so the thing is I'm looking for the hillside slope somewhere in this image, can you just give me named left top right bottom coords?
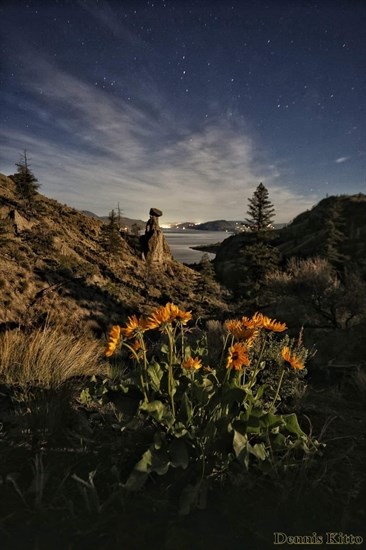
left=214, top=194, right=366, bottom=291
left=0, top=173, right=222, bottom=332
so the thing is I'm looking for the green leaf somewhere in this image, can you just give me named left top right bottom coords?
left=140, top=400, right=175, bottom=429
left=253, top=383, right=268, bottom=401
left=134, top=448, right=153, bottom=473
left=233, top=430, right=248, bottom=459
left=179, top=393, right=193, bottom=425
left=271, top=432, right=287, bottom=448
left=169, top=439, right=189, bottom=470
left=160, top=343, right=169, bottom=355
left=283, top=413, right=306, bottom=437
left=247, top=414, right=261, bottom=434
left=221, top=387, right=246, bottom=406
left=184, top=345, right=191, bottom=358
left=79, top=388, right=91, bottom=404
left=171, top=422, right=188, bottom=438
left=249, top=442, right=267, bottom=461
left=124, top=448, right=153, bottom=491
left=147, top=361, right=163, bottom=392
left=150, top=449, right=170, bottom=476
left=260, top=412, right=285, bottom=430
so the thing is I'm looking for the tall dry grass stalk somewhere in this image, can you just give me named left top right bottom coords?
left=0, top=326, right=110, bottom=388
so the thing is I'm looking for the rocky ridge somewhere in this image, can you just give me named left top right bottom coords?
left=0, top=173, right=225, bottom=333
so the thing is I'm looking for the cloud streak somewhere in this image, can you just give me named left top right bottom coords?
left=1, top=54, right=317, bottom=222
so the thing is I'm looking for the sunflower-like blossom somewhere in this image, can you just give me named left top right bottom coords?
left=242, top=312, right=287, bottom=332
left=146, top=303, right=192, bottom=329
left=225, top=319, right=242, bottom=336
left=176, top=308, right=192, bottom=325
left=182, top=356, right=202, bottom=370
left=241, top=316, right=257, bottom=329
left=226, top=342, right=251, bottom=371
left=281, top=346, right=305, bottom=371
left=225, top=319, right=258, bottom=346
left=120, top=315, right=148, bottom=339
left=105, top=325, right=121, bottom=357
left=146, top=305, right=171, bottom=329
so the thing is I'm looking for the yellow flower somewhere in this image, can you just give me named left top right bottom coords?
left=182, top=356, right=202, bottom=370
left=226, top=342, right=250, bottom=371
left=166, top=303, right=180, bottom=319
left=121, top=315, right=148, bottom=339
left=243, top=312, right=287, bottom=332
left=146, top=305, right=171, bottom=329
left=105, top=325, right=121, bottom=357
left=176, top=308, right=192, bottom=325
left=281, top=346, right=305, bottom=371
left=225, top=319, right=258, bottom=346
left=225, top=319, right=242, bottom=335
left=146, top=303, right=192, bottom=329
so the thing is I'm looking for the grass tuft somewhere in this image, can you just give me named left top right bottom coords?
left=0, top=325, right=110, bottom=388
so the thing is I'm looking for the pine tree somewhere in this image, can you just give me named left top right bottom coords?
left=240, top=241, right=280, bottom=294
left=116, top=202, right=123, bottom=230
left=246, top=183, right=275, bottom=231
left=321, top=201, right=348, bottom=268
left=196, top=253, right=220, bottom=301
left=13, top=151, right=40, bottom=203
left=100, top=209, right=123, bottom=257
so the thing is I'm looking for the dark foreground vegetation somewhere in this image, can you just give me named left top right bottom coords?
left=0, top=308, right=365, bottom=549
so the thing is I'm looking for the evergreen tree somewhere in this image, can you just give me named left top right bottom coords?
left=246, top=183, right=275, bottom=231
left=13, top=151, right=40, bottom=203
left=100, top=209, right=123, bottom=257
left=196, top=253, right=220, bottom=301
left=236, top=240, right=280, bottom=299
left=321, top=201, right=348, bottom=268
left=116, top=202, right=123, bottom=230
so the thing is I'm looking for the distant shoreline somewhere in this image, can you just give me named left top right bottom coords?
left=190, top=243, right=221, bottom=254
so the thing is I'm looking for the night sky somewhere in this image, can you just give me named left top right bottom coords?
left=1, top=0, right=365, bottom=223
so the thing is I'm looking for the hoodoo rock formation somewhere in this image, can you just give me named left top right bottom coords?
left=142, top=207, right=172, bottom=264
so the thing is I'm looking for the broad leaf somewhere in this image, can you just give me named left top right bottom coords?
left=169, top=439, right=189, bottom=470
left=249, top=442, right=267, bottom=461
left=147, top=361, right=163, bottom=392
left=284, top=413, right=306, bottom=437
left=233, top=430, right=248, bottom=459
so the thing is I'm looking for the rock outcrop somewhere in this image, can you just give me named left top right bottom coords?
left=142, top=207, right=172, bottom=264
left=0, top=206, right=35, bottom=234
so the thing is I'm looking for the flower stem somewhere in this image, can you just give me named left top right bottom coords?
left=167, top=327, right=176, bottom=416
left=271, top=366, right=285, bottom=412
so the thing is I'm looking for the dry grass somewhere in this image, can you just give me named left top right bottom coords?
left=0, top=325, right=110, bottom=388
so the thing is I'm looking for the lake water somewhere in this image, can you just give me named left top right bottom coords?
left=163, top=230, right=231, bottom=264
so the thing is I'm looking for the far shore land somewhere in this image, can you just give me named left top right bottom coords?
left=189, top=243, right=222, bottom=254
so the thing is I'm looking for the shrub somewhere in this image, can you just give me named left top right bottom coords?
left=267, top=257, right=366, bottom=328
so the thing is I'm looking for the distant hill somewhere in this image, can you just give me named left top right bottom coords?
left=0, top=173, right=226, bottom=332
left=172, top=220, right=287, bottom=232
left=214, top=194, right=366, bottom=290
left=275, top=194, right=366, bottom=262
left=81, top=210, right=146, bottom=231
left=192, top=220, right=240, bottom=231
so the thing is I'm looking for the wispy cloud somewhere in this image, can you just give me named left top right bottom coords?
left=1, top=54, right=317, bottom=222
left=335, top=156, right=350, bottom=164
